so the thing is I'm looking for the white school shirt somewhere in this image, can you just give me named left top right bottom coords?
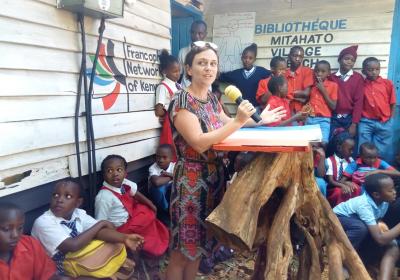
left=155, top=77, right=179, bottom=109
left=326, top=153, right=354, bottom=181
left=335, top=69, right=354, bottom=82
left=148, top=162, right=175, bottom=178
left=31, top=208, right=98, bottom=257
left=178, top=45, right=191, bottom=89
left=94, top=179, right=137, bottom=227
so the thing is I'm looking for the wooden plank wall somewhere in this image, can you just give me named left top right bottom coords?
left=204, top=0, right=395, bottom=77
left=0, top=0, right=171, bottom=197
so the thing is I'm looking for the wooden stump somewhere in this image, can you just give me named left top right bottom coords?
left=205, top=151, right=370, bottom=279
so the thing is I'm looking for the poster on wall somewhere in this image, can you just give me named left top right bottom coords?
left=213, top=12, right=256, bottom=72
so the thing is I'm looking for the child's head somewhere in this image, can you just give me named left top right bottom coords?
left=288, top=46, right=304, bottom=70
left=156, top=144, right=173, bottom=170
left=50, top=179, right=83, bottom=220
left=362, top=57, right=380, bottom=81
left=338, top=45, right=357, bottom=73
left=314, top=60, right=331, bottom=81
left=0, top=203, right=24, bottom=254
left=359, top=142, right=378, bottom=166
left=267, top=76, right=288, bottom=98
left=101, top=155, right=128, bottom=188
left=241, top=43, right=257, bottom=70
left=270, top=56, right=287, bottom=77
left=190, top=20, right=207, bottom=42
left=158, top=49, right=180, bottom=82
left=364, top=173, right=396, bottom=203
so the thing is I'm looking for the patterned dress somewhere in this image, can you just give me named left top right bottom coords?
left=168, top=89, right=226, bottom=260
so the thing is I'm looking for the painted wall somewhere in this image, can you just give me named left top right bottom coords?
left=204, top=0, right=395, bottom=76
left=0, top=0, right=171, bottom=197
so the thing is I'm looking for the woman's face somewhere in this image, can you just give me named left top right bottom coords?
left=187, top=49, right=218, bottom=86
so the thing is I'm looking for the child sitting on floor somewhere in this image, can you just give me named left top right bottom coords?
left=266, top=76, right=307, bottom=126
left=341, top=142, right=400, bottom=194
left=0, top=202, right=61, bottom=280
left=148, top=144, right=175, bottom=226
left=334, top=174, right=400, bottom=280
left=326, top=129, right=356, bottom=207
left=95, top=155, right=169, bottom=257
left=31, top=179, right=143, bottom=276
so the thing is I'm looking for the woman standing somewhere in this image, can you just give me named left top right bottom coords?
left=166, top=42, right=285, bottom=280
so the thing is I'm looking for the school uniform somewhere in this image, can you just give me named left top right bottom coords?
left=328, top=70, right=364, bottom=135
left=155, top=77, right=180, bottom=110
left=306, top=80, right=338, bottom=143
left=219, top=66, right=271, bottom=107
left=358, top=77, right=396, bottom=162
left=178, top=45, right=191, bottom=89
left=266, top=95, right=291, bottom=126
left=333, top=192, right=391, bottom=249
left=286, top=66, right=314, bottom=114
left=0, top=235, right=57, bottom=280
left=255, top=76, right=271, bottom=106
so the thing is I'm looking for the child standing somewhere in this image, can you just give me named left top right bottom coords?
left=359, top=57, right=396, bottom=163
left=334, top=174, right=399, bottom=280
left=285, top=46, right=314, bottom=115
left=95, top=155, right=169, bottom=257
left=266, top=76, right=307, bottom=127
left=0, top=202, right=60, bottom=280
left=32, top=179, right=143, bottom=275
left=326, top=130, right=356, bottom=206
left=148, top=144, right=175, bottom=225
left=255, top=56, right=287, bottom=108
left=219, top=43, right=271, bottom=107
left=305, top=60, right=338, bottom=147
left=329, top=45, right=364, bottom=138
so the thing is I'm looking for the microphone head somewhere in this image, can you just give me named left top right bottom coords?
left=224, top=85, right=242, bottom=102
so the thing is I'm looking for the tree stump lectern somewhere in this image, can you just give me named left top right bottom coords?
left=206, top=150, right=371, bottom=279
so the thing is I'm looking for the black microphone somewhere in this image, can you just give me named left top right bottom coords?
left=224, top=85, right=262, bottom=123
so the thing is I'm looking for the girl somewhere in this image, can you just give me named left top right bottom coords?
left=155, top=50, right=180, bottom=161
left=256, top=56, right=287, bottom=107
left=219, top=43, right=271, bottom=107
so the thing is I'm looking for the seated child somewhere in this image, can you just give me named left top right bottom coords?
left=148, top=144, right=175, bottom=225
left=326, top=129, right=356, bottom=207
left=266, top=76, right=307, bottom=126
left=0, top=202, right=60, bottom=280
left=341, top=142, right=400, bottom=192
left=313, top=145, right=327, bottom=196
left=334, top=174, right=399, bottom=280
left=305, top=60, right=338, bottom=148
left=95, top=155, right=169, bottom=257
left=256, top=56, right=287, bottom=107
left=31, top=179, right=143, bottom=275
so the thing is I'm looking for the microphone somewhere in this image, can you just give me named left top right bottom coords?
left=224, top=85, right=262, bottom=123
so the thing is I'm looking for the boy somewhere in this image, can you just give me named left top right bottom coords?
left=341, top=142, right=400, bottom=191
left=285, top=46, right=314, bottom=115
left=0, top=202, right=61, bottom=280
left=305, top=60, right=338, bottom=147
left=359, top=57, right=396, bottom=163
left=32, top=179, right=143, bottom=274
left=334, top=174, right=399, bottom=280
left=148, top=144, right=175, bottom=225
left=329, top=45, right=364, bottom=138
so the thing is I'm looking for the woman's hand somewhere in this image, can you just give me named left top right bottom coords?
left=260, top=105, right=286, bottom=124
left=234, top=100, right=256, bottom=125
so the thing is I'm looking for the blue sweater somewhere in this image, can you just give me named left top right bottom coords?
left=219, top=66, right=271, bottom=106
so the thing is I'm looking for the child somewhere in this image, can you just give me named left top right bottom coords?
left=359, top=57, right=396, bottom=163
left=31, top=179, right=143, bottom=275
left=329, top=45, right=364, bottom=138
left=285, top=46, right=314, bottom=115
left=305, top=60, right=338, bottom=147
left=95, top=155, right=169, bottom=257
left=313, top=146, right=328, bottom=196
left=212, top=82, right=231, bottom=117
left=334, top=174, right=399, bottom=280
left=148, top=144, right=175, bottom=225
left=255, top=56, right=287, bottom=107
left=266, top=76, right=307, bottom=126
left=326, top=129, right=356, bottom=206
left=155, top=50, right=180, bottom=161
left=219, top=43, right=271, bottom=107
left=0, top=202, right=61, bottom=280
left=341, top=142, right=400, bottom=194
